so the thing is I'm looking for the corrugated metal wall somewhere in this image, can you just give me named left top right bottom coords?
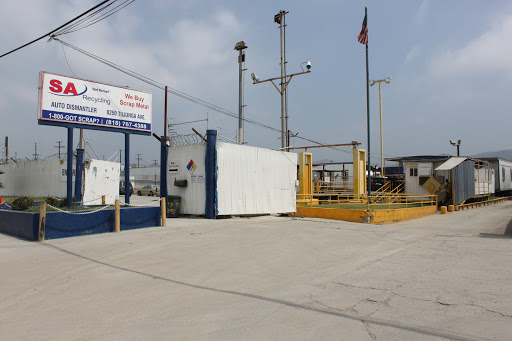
left=0, top=159, right=74, bottom=197
left=216, top=142, right=297, bottom=215
left=452, top=160, right=475, bottom=205
left=0, top=159, right=119, bottom=200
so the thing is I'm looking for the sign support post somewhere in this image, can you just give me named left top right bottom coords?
left=67, top=127, right=73, bottom=209
left=124, top=133, right=130, bottom=204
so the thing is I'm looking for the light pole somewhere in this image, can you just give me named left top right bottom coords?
left=450, top=139, right=461, bottom=156
left=251, top=11, right=311, bottom=150
left=370, top=76, right=391, bottom=176
left=234, top=41, right=247, bottom=145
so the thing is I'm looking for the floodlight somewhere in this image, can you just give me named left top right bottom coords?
left=251, top=73, right=259, bottom=83
left=234, top=41, right=247, bottom=51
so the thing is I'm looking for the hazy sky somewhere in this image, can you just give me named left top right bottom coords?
left=1, top=0, right=511, bottom=165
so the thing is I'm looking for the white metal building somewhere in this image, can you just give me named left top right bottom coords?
left=479, top=158, right=512, bottom=193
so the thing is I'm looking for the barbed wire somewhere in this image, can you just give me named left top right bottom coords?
left=169, top=131, right=205, bottom=146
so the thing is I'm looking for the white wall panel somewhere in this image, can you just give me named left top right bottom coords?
left=167, top=144, right=207, bottom=215
left=498, top=159, right=512, bottom=192
left=0, top=160, right=74, bottom=197
left=216, top=142, right=297, bottom=215
left=0, top=159, right=119, bottom=201
left=82, top=160, right=120, bottom=205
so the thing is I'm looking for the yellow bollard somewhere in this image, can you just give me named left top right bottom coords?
left=440, top=206, right=447, bottom=214
left=102, top=195, right=106, bottom=205
left=161, top=197, right=166, bottom=227
left=454, top=206, right=459, bottom=211
left=115, top=199, right=120, bottom=232
left=38, top=201, right=46, bottom=242
left=448, top=205, right=454, bottom=212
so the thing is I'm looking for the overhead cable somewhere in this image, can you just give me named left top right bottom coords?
left=54, top=0, right=136, bottom=36
left=52, top=38, right=382, bottom=155
left=0, top=0, right=111, bottom=59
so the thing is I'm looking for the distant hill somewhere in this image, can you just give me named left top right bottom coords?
left=472, top=149, right=512, bottom=160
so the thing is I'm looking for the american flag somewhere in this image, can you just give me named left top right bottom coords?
left=358, top=13, right=368, bottom=45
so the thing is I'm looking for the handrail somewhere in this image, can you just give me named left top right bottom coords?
left=297, top=192, right=437, bottom=210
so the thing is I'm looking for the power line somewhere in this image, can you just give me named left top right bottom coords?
left=0, top=0, right=111, bottom=59
left=53, top=0, right=136, bottom=37
left=52, top=38, right=358, bottom=155
left=51, top=1, right=117, bottom=36
left=52, top=38, right=394, bottom=160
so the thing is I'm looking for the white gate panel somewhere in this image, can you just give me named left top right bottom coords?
left=166, top=144, right=207, bottom=215
left=216, top=142, right=297, bottom=215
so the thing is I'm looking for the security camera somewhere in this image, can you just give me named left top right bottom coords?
left=251, top=73, right=259, bottom=83
left=306, top=61, right=311, bottom=70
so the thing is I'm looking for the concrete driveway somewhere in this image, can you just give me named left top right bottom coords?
left=1, top=202, right=511, bottom=340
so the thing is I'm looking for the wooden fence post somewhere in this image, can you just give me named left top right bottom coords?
left=115, top=199, right=120, bottom=232
left=161, top=197, right=166, bottom=226
left=38, top=201, right=46, bottom=242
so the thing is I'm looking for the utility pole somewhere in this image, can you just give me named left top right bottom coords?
left=252, top=11, right=311, bottom=151
left=4, top=136, right=8, bottom=164
left=165, top=86, right=168, bottom=137
left=234, top=41, right=248, bottom=145
left=55, top=141, right=64, bottom=159
left=275, top=10, right=288, bottom=149
left=33, top=143, right=38, bottom=160
left=136, top=153, right=142, bottom=168
left=119, top=149, right=123, bottom=164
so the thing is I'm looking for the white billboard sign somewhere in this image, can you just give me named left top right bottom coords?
left=38, top=71, right=152, bottom=134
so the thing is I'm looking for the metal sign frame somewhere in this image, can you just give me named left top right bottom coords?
left=37, top=71, right=152, bottom=136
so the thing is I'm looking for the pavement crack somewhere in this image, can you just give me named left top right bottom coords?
left=362, top=321, right=377, bottom=340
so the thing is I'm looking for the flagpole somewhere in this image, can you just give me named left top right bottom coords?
left=365, top=6, right=372, bottom=203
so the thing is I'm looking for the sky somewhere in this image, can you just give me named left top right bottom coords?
left=1, top=0, right=511, bottom=166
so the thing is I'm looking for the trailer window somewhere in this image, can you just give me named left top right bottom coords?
left=410, top=168, right=418, bottom=177
left=419, top=176, right=430, bottom=186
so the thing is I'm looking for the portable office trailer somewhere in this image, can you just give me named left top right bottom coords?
left=434, top=157, right=493, bottom=205
left=387, top=156, right=494, bottom=205
left=386, top=156, right=449, bottom=196
left=479, top=158, right=512, bottom=193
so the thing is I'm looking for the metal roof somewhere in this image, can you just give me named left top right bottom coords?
left=386, top=155, right=451, bottom=163
left=435, top=157, right=468, bottom=171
